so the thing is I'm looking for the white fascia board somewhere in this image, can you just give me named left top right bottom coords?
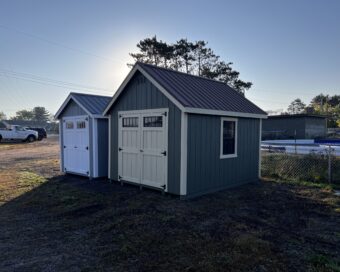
left=103, top=64, right=186, bottom=115
left=92, top=114, right=109, bottom=119
left=137, top=66, right=186, bottom=112
left=54, top=94, right=92, bottom=119
left=103, top=66, right=139, bottom=115
left=184, top=107, right=268, bottom=119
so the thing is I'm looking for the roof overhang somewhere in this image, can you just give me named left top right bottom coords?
left=103, top=63, right=267, bottom=119
left=54, top=93, right=106, bottom=120
left=184, top=108, right=267, bottom=119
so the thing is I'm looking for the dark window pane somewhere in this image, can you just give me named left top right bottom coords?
left=122, top=117, right=138, bottom=127
left=222, top=121, right=235, bottom=155
left=144, top=116, right=162, bottom=127
left=77, top=121, right=86, bottom=129
left=66, top=121, right=74, bottom=129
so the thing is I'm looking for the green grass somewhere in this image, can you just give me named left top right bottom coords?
left=18, top=171, right=46, bottom=188
left=308, top=254, right=340, bottom=272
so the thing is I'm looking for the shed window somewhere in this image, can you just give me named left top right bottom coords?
left=66, top=121, right=74, bottom=129
left=122, top=117, right=138, bottom=127
left=220, top=118, right=238, bottom=158
left=144, top=116, right=162, bottom=127
left=77, top=121, right=86, bottom=129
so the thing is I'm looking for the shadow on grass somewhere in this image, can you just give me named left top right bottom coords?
left=0, top=175, right=339, bottom=272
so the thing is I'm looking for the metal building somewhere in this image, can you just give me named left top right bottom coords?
left=104, top=62, right=267, bottom=198
left=262, top=114, right=327, bottom=140
left=55, top=92, right=111, bottom=178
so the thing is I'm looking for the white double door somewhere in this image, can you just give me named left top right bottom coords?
left=118, top=109, right=168, bottom=190
left=63, top=116, right=90, bottom=175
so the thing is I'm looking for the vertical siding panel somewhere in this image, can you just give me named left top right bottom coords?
left=109, top=72, right=181, bottom=195
left=61, top=100, right=87, bottom=116
left=187, top=114, right=260, bottom=196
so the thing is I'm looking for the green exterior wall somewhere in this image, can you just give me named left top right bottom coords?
left=186, top=114, right=260, bottom=197
left=107, top=72, right=182, bottom=195
left=60, top=100, right=86, bottom=117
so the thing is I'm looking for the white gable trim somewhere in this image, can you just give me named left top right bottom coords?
left=54, top=94, right=92, bottom=119
left=103, top=64, right=186, bottom=115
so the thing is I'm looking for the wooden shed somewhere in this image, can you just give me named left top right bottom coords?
left=104, top=63, right=267, bottom=198
left=55, top=92, right=111, bottom=179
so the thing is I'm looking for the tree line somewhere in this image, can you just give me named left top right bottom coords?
left=0, top=106, right=51, bottom=122
left=129, top=36, right=252, bottom=94
left=286, top=94, right=340, bottom=127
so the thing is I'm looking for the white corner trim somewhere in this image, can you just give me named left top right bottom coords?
left=59, top=121, right=64, bottom=172
left=108, top=114, right=112, bottom=179
left=185, top=107, right=267, bottom=119
left=92, top=118, right=98, bottom=178
left=258, top=119, right=262, bottom=179
left=220, top=117, right=238, bottom=159
left=180, top=112, right=188, bottom=196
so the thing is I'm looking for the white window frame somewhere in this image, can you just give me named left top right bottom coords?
left=220, top=117, right=238, bottom=159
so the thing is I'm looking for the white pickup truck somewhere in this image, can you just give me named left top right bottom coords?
left=0, top=125, right=38, bottom=142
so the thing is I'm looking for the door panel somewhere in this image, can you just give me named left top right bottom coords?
left=118, top=110, right=168, bottom=190
left=118, top=115, right=141, bottom=183
left=63, top=117, right=89, bottom=175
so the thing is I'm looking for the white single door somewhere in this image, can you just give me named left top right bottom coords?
left=63, top=116, right=90, bottom=175
left=118, top=109, right=168, bottom=190
left=118, top=114, right=141, bottom=183
left=140, top=113, right=167, bottom=189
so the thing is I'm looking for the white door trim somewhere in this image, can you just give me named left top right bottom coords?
left=118, top=108, right=169, bottom=191
left=62, top=115, right=90, bottom=176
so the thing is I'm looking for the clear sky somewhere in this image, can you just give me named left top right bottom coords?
left=0, top=0, right=339, bottom=117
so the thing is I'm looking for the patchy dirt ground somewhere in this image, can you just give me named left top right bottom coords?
left=0, top=136, right=339, bottom=271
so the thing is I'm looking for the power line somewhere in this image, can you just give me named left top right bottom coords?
left=0, top=69, right=113, bottom=94
left=0, top=24, right=125, bottom=65
left=0, top=68, right=112, bottom=92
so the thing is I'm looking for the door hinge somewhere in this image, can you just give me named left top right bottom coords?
left=85, top=117, right=89, bottom=121
left=161, top=151, right=167, bottom=156
left=119, top=147, right=123, bottom=151
left=86, top=171, right=89, bottom=176
left=163, top=112, right=167, bottom=116
left=86, top=146, right=89, bottom=150
left=161, top=184, right=166, bottom=190
left=118, top=175, right=122, bottom=180
left=119, top=114, right=122, bottom=118
left=64, top=168, right=67, bottom=171
left=63, top=145, right=66, bottom=148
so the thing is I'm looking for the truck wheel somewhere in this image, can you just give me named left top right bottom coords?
left=26, top=135, right=36, bottom=143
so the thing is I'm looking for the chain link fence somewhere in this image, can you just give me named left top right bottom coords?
left=261, top=145, right=340, bottom=184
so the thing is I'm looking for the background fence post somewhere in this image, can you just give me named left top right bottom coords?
left=328, top=145, right=332, bottom=183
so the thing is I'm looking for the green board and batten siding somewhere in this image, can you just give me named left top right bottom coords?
left=108, top=72, right=182, bottom=195
left=186, top=114, right=260, bottom=197
left=61, top=100, right=87, bottom=117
